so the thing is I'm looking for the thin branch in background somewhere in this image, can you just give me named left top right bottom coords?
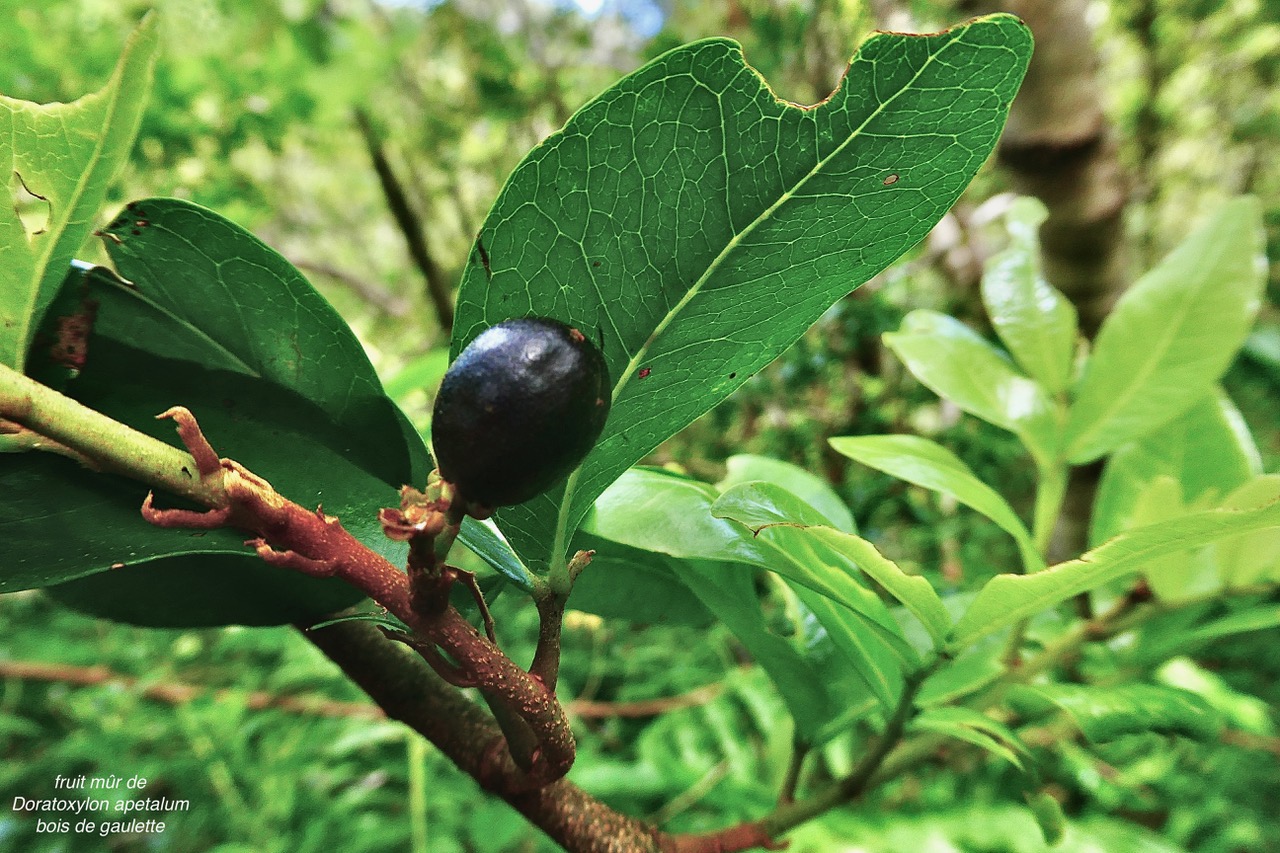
left=778, top=740, right=809, bottom=805
left=569, top=684, right=722, bottom=720
left=354, top=108, right=454, bottom=333
left=0, top=656, right=722, bottom=723
left=648, top=761, right=732, bottom=828
left=0, top=659, right=383, bottom=720
left=289, top=257, right=410, bottom=318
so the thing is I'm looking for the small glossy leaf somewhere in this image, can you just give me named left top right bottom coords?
left=830, top=434, right=1041, bottom=571
left=714, top=482, right=942, bottom=651
left=581, top=467, right=772, bottom=565
left=1010, top=683, right=1221, bottom=743
left=981, top=196, right=1077, bottom=394
left=451, top=18, right=1032, bottom=573
left=586, top=469, right=915, bottom=699
left=1091, top=391, right=1260, bottom=545
left=911, top=707, right=1028, bottom=769
left=459, top=517, right=533, bottom=591
left=1064, top=197, right=1266, bottom=463
left=0, top=15, right=157, bottom=370
left=792, top=586, right=902, bottom=711
left=883, top=310, right=1059, bottom=462
left=718, top=453, right=854, bottom=533
left=949, top=499, right=1280, bottom=650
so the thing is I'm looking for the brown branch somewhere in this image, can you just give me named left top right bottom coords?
left=569, top=684, right=723, bottom=719
left=145, top=408, right=574, bottom=789
left=353, top=108, right=454, bottom=332
left=304, top=619, right=671, bottom=853
left=1, top=655, right=724, bottom=725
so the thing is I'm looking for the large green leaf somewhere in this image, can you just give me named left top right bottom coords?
left=450, top=18, right=1032, bottom=572
left=1064, top=197, right=1266, bottom=463
left=12, top=343, right=399, bottom=626
left=949, top=499, right=1280, bottom=650
left=883, top=310, right=1060, bottom=462
left=0, top=15, right=157, bottom=370
left=1010, top=683, right=1220, bottom=743
left=2, top=204, right=431, bottom=625
left=1090, top=391, right=1260, bottom=545
left=94, top=198, right=409, bottom=449
left=980, top=196, right=1077, bottom=395
left=830, top=434, right=1042, bottom=571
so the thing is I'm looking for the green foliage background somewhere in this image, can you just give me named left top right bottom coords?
left=2, top=1, right=1280, bottom=852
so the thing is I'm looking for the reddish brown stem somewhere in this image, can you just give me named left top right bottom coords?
left=145, top=408, right=575, bottom=788
left=304, top=619, right=670, bottom=852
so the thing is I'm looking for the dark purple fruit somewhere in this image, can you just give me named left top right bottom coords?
left=431, top=317, right=610, bottom=508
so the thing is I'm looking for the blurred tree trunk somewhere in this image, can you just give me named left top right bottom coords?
left=959, top=0, right=1131, bottom=337
left=955, top=0, right=1133, bottom=567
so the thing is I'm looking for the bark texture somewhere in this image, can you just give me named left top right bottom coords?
left=957, top=0, right=1134, bottom=563
left=961, top=0, right=1131, bottom=340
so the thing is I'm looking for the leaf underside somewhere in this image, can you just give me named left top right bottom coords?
left=451, top=16, right=1032, bottom=573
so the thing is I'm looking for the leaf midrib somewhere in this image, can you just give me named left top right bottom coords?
left=549, top=30, right=968, bottom=570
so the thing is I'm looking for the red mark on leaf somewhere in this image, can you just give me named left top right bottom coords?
left=638, top=367, right=651, bottom=379
left=50, top=299, right=99, bottom=371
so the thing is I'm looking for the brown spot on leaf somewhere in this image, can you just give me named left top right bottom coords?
left=883, top=173, right=900, bottom=186
left=475, top=232, right=492, bottom=280
left=49, top=299, right=98, bottom=371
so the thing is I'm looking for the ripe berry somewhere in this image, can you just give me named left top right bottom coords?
left=431, top=318, right=610, bottom=508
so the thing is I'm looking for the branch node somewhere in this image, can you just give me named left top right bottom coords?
left=141, top=491, right=231, bottom=529
left=156, top=406, right=220, bottom=477
left=246, top=537, right=338, bottom=577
